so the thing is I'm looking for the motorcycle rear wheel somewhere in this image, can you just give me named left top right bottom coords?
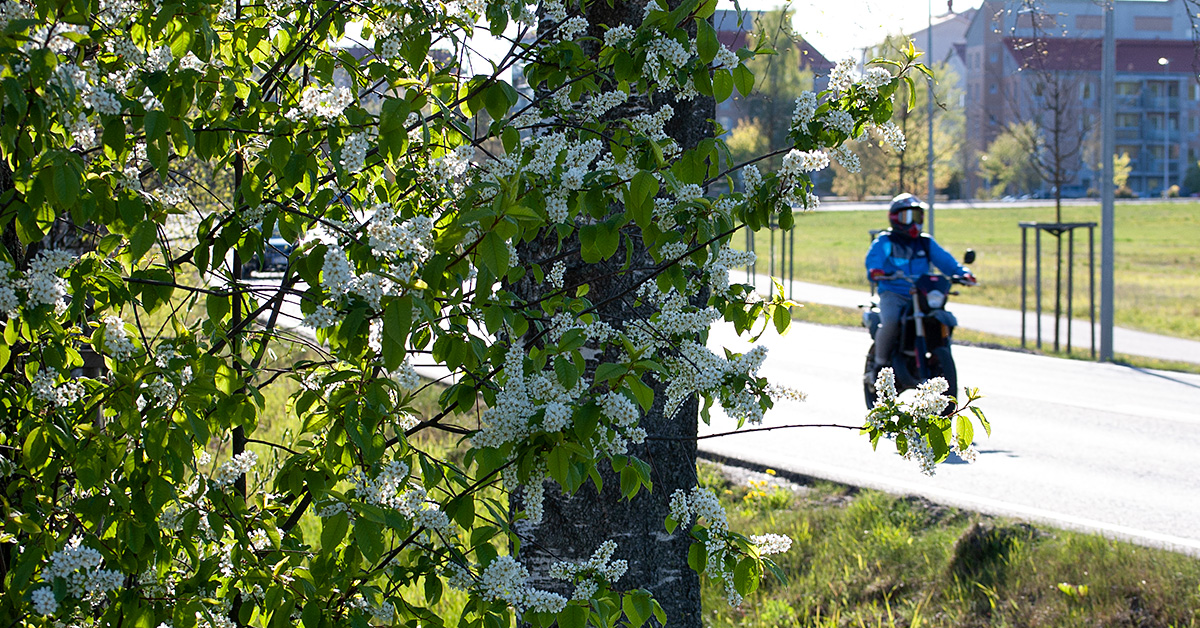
left=863, top=347, right=877, bottom=410
left=928, top=346, right=958, bottom=413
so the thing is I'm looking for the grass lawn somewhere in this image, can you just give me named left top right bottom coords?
left=741, top=202, right=1200, bottom=341
left=700, top=460, right=1200, bottom=628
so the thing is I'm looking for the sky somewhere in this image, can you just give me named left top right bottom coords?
left=726, top=0, right=985, bottom=61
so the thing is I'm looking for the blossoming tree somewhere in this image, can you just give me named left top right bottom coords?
left=0, top=0, right=988, bottom=626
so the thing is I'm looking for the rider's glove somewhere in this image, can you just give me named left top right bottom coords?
left=962, top=272, right=977, bottom=286
left=869, top=268, right=886, bottom=282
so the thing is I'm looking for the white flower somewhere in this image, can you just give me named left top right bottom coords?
left=870, top=121, right=906, bottom=152
left=211, top=451, right=257, bottom=488
left=31, top=586, right=56, bottom=615
left=340, top=132, right=369, bottom=173
left=102, top=315, right=137, bottom=361
left=832, top=144, right=861, bottom=173
left=823, top=109, right=854, bottom=135
left=750, top=533, right=792, bottom=555
left=289, top=85, right=353, bottom=122
left=828, top=57, right=857, bottom=94
left=791, top=91, right=818, bottom=128
left=781, top=149, right=829, bottom=176
left=603, top=24, right=634, bottom=47
left=859, top=66, right=893, bottom=97
left=713, top=45, right=739, bottom=70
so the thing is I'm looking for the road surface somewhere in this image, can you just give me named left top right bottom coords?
left=701, top=321, right=1200, bottom=556
left=246, top=275, right=1200, bottom=555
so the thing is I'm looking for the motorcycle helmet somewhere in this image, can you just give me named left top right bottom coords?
left=889, top=193, right=926, bottom=239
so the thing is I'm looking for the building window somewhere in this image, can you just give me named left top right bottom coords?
left=989, top=83, right=998, bottom=95
left=1082, top=83, right=1091, bottom=99
left=1116, top=113, right=1139, bottom=128
left=1134, top=16, right=1172, bottom=31
left=1115, top=82, right=1139, bottom=96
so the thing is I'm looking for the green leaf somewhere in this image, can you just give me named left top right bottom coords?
left=955, top=414, right=974, bottom=452
left=554, top=356, right=579, bottom=390
left=144, top=111, right=169, bottom=141
left=687, top=541, right=707, bottom=573
left=733, top=64, right=754, bottom=97
left=320, top=512, right=350, bottom=552
left=558, top=605, right=587, bottom=628
left=970, top=405, right=991, bottom=437
left=478, top=231, right=510, bottom=277
left=773, top=304, right=791, bottom=336
left=696, top=20, right=718, bottom=64
left=733, top=556, right=760, bottom=595
left=713, top=68, right=733, bottom=103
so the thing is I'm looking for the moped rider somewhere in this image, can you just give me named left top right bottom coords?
left=865, top=193, right=976, bottom=381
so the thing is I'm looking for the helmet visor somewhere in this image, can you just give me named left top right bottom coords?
left=893, top=208, right=923, bottom=225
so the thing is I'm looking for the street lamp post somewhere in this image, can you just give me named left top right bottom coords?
left=1159, top=56, right=1170, bottom=197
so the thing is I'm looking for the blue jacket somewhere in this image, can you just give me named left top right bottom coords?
left=865, top=231, right=969, bottom=296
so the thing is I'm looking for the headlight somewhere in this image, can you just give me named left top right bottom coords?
left=926, top=290, right=946, bottom=309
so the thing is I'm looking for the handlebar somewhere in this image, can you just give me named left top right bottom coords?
left=871, top=272, right=976, bottom=286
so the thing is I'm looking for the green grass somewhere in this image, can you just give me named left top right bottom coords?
left=699, top=461, right=1200, bottom=628
left=744, top=202, right=1200, bottom=341
left=788, top=300, right=1200, bottom=375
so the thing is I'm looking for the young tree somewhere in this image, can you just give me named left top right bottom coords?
left=980, top=122, right=1042, bottom=198
left=0, top=1, right=987, bottom=627
left=739, top=8, right=815, bottom=163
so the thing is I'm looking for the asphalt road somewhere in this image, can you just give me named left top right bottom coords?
left=248, top=276, right=1200, bottom=555
left=701, top=321, right=1200, bottom=556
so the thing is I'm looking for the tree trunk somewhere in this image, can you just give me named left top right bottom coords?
left=512, top=3, right=714, bottom=627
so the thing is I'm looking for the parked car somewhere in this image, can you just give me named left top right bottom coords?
left=241, top=235, right=294, bottom=276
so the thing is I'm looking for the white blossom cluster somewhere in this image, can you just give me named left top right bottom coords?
left=350, top=462, right=452, bottom=532
left=0, top=259, right=17, bottom=316
left=750, top=533, right=792, bottom=555
left=156, top=183, right=188, bottom=206
left=832, top=144, right=862, bottom=173
left=642, top=35, right=692, bottom=82
left=780, top=149, right=829, bottom=177
left=659, top=343, right=768, bottom=424
left=868, top=369, right=967, bottom=475
left=340, top=132, right=369, bottom=173
left=21, top=248, right=74, bottom=309
left=31, top=369, right=84, bottom=408
left=288, top=85, right=353, bottom=122
left=366, top=204, right=434, bottom=267
left=556, top=15, right=588, bottom=42
left=102, top=316, right=136, bottom=361
left=548, top=540, right=628, bottom=601
left=347, top=596, right=396, bottom=622
left=31, top=585, right=56, bottom=615
left=823, top=109, right=854, bottom=135
left=211, top=451, right=257, bottom=488
left=0, top=0, right=33, bottom=31
left=473, top=344, right=589, bottom=449
left=870, top=120, right=906, bottom=152
left=629, top=104, right=674, bottom=142
left=51, top=62, right=122, bottom=115
left=713, top=44, right=739, bottom=70
left=603, top=24, right=635, bottom=47
left=790, top=91, right=817, bottom=129
left=859, top=66, right=894, bottom=97
left=586, top=89, right=628, bottom=120
left=705, top=245, right=756, bottom=298
left=390, top=358, right=421, bottom=391
left=742, top=164, right=763, bottom=194
left=667, top=487, right=747, bottom=605
left=39, top=536, right=124, bottom=606
left=827, top=57, right=857, bottom=94
left=479, top=556, right=568, bottom=613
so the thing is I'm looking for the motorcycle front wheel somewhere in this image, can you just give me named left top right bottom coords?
left=928, top=346, right=958, bottom=413
left=863, top=347, right=877, bottom=410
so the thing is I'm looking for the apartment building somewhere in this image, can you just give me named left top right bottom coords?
left=962, top=0, right=1200, bottom=197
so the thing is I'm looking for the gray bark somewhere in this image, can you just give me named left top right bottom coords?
left=512, top=2, right=715, bottom=627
